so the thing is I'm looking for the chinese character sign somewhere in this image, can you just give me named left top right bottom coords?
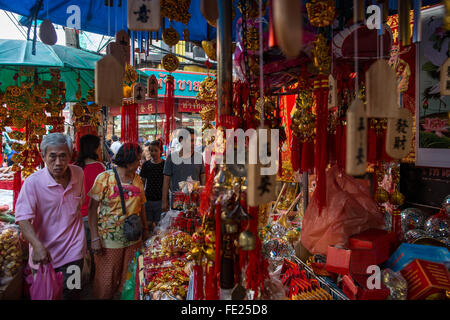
left=386, top=108, right=413, bottom=159
left=128, top=0, right=160, bottom=31
left=346, top=99, right=367, bottom=176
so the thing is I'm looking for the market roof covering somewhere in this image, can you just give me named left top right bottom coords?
left=0, top=39, right=147, bottom=102
left=0, top=0, right=443, bottom=41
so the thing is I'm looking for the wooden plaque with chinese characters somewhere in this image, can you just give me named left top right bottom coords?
left=346, top=99, right=367, bottom=176
left=147, top=74, right=158, bottom=98
left=95, top=55, right=124, bottom=107
left=328, top=74, right=337, bottom=109
left=386, top=107, right=413, bottom=159
left=133, top=83, right=146, bottom=103
left=440, top=57, right=450, bottom=96
left=366, top=59, right=398, bottom=118
left=247, top=129, right=277, bottom=206
left=128, top=0, right=160, bottom=31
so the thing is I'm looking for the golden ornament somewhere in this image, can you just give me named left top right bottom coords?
left=374, top=187, right=389, bottom=204
left=306, top=0, right=336, bottom=27
left=124, top=64, right=138, bottom=84
left=162, top=27, right=180, bottom=47
left=204, top=246, right=215, bottom=261
left=161, top=0, right=191, bottom=24
left=390, top=190, right=405, bottom=206
left=73, top=103, right=84, bottom=117
left=202, top=40, right=217, bottom=61
left=162, top=54, right=179, bottom=72
left=291, top=89, right=316, bottom=142
left=312, top=33, right=331, bottom=74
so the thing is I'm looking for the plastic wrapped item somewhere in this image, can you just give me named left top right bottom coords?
left=382, top=268, right=408, bottom=300
left=261, top=264, right=287, bottom=300
left=26, top=263, right=63, bottom=300
left=0, top=224, right=22, bottom=281
left=301, top=165, right=385, bottom=255
left=154, top=210, right=182, bottom=235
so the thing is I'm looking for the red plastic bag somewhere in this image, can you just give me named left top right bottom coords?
left=301, top=165, right=385, bottom=255
left=26, top=263, right=64, bottom=300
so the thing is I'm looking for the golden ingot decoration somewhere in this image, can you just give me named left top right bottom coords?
left=162, top=54, right=179, bottom=72
left=162, top=27, right=180, bottom=47
left=306, top=0, right=336, bottom=27
left=291, top=89, right=316, bottom=142
left=202, top=40, right=217, bottom=61
left=312, top=34, right=331, bottom=74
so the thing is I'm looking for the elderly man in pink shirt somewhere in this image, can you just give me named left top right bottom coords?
left=15, top=133, right=86, bottom=300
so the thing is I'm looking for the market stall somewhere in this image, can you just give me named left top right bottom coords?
left=0, top=0, right=449, bottom=302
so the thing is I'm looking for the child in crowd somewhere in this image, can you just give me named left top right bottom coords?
left=140, top=140, right=165, bottom=231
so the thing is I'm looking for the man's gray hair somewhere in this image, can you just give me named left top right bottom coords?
left=40, top=133, right=73, bottom=158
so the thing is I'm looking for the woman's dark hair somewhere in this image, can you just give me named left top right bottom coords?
left=74, top=134, right=100, bottom=168
left=113, top=143, right=142, bottom=168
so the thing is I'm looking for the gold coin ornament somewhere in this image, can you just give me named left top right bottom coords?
left=162, top=54, right=179, bottom=72
left=162, top=27, right=180, bottom=47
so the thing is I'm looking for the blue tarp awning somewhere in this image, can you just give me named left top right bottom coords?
left=0, top=0, right=242, bottom=41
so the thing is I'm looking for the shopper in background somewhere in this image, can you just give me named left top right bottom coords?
left=110, top=135, right=122, bottom=155
left=74, top=134, right=106, bottom=283
left=15, top=133, right=86, bottom=300
left=88, top=143, right=149, bottom=299
left=162, top=128, right=205, bottom=212
left=140, top=140, right=164, bottom=231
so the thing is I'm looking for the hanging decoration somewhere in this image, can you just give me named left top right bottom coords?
left=197, top=76, right=217, bottom=132
left=160, top=0, right=191, bottom=24
left=162, top=53, right=179, bottom=72
left=306, top=0, right=336, bottom=27
left=163, top=75, right=175, bottom=150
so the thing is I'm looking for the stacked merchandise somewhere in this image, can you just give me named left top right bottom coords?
left=140, top=179, right=202, bottom=300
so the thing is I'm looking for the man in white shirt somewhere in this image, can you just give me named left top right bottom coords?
left=110, top=135, right=122, bottom=155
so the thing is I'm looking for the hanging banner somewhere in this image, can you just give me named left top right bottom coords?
left=139, top=68, right=213, bottom=98
left=387, top=10, right=417, bottom=164
left=416, top=5, right=450, bottom=168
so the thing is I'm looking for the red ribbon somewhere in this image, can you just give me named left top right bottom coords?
left=163, top=76, right=175, bottom=153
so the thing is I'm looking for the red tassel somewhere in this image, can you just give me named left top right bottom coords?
left=245, top=206, right=268, bottom=297
left=120, top=103, right=139, bottom=145
left=213, top=202, right=222, bottom=294
left=313, top=78, right=328, bottom=213
left=12, top=170, right=22, bottom=213
left=193, top=264, right=204, bottom=300
left=291, top=137, right=301, bottom=172
left=268, top=0, right=277, bottom=47
left=301, top=141, right=314, bottom=172
left=200, top=166, right=216, bottom=216
left=163, top=76, right=175, bottom=153
left=204, top=262, right=218, bottom=300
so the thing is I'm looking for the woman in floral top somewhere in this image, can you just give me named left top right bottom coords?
left=88, top=143, right=149, bottom=299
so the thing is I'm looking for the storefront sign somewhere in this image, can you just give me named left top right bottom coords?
left=139, top=68, right=212, bottom=98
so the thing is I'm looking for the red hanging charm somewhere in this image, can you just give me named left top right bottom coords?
left=313, top=77, right=329, bottom=213
left=120, top=103, right=139, bottom=145
left=192, top=264, right=204, bottom=300
left=12, top=170, right=22, bottom=212
left=163, top=75, right=175, bottom=154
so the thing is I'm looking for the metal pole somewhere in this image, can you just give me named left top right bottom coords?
left=217, top=0, right=233, bottom=117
